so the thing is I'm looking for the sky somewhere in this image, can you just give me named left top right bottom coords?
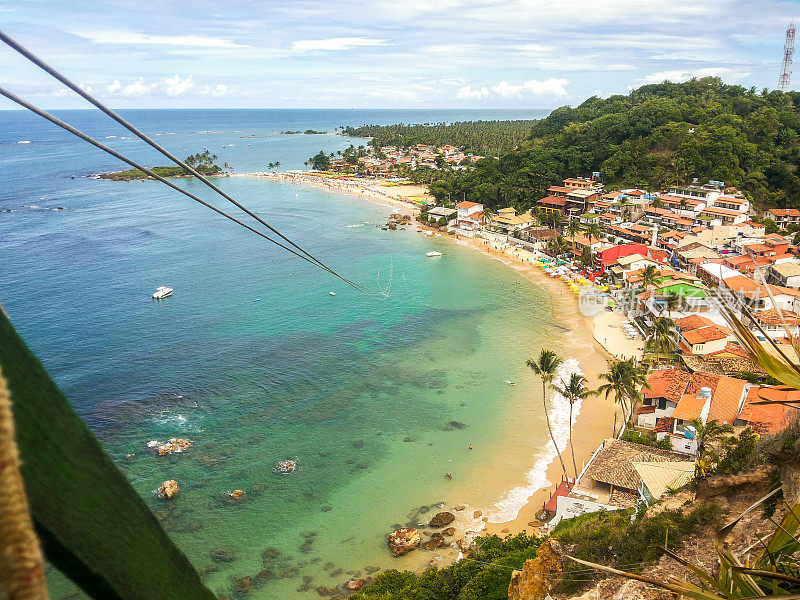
left=0, top=0, right=799, bottom=110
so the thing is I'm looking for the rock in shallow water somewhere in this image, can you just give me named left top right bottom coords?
left=429, top=511, right=455, bottom=527
left=158, top=479, right=179, bottom=499
left=387, top=528, right=420, bottom=556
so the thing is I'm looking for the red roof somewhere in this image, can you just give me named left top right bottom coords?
left=738, top=387, right=796, bottom=434
left=599, top=243, right=649, bottom=266
left=768, top=208, right=800, bottom=217
left=643, top=369, right=691, bottom=405
left=673, top=372, right=747, bottom=424
left=538, top=195, right=566, bottom=207
left=456, top=201, right=482, bottom=209
left=544, top=479, right=572, bottom=512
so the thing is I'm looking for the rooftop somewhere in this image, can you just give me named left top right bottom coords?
left=585, top=438, right=687, bottom=491
left=632, top=461, right=695, bottom=500
left=643, top=369, right=691, bottom=405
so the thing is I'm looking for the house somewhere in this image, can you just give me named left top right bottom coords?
left=537, top=195, right=566, bottom=214
left=768, top=261, right=800, bottom=289
left=493, top=207, right=534, bottom=232
left=664, top=372, right=749, bottom=454
left=712, top=195, right=750, bottom=213
left=582, top=438, right=687, bottom=504
left=766, top=208, right=800, bottom=229
left=736, top=386, right=798, bottom=433
left=674, top=314, right=734, bottom=355
left=637, top=369, right=692, bottom=429
left=453, top=201, right=484, bottom=237
left=514, top=227, right=560, bottom=250
left=633, top=461, right=695, bottom=506
left=698, top=206, right=748, bottom=226
left=426, top=207, right=457, bottom=222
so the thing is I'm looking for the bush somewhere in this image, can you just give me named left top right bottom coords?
left=620, top=428, right=672, bottom=450
left=715, top=428, right=760, bottom=475
left=552, top=503, right=721, bottom=594
left=351, top=533, right=541, bottom=600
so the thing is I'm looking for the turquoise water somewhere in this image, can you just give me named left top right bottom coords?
left=0, top=109, right=566, bottom=599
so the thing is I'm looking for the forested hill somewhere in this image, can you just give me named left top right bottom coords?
left=377, top=78, right=800, bottom=212
left=341, top=120, right=537, bottom=154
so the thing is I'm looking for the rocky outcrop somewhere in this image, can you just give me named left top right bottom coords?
left=696, top=465, right=775, bottom=500
left=423, top=535, right=444, bottom=550
left=429, top=511, right=455, bottom=527
left=508, top=539, right=564, bottom=600
left=158, top=479, right=179, bottom=499
left=346, top=579, right=366, bottom=590
left=228, top=489, right=245, bottom=501
left=387, top=528, right=420, bottom=556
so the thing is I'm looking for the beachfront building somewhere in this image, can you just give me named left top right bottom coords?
left=492, top=207, right=535, bottom=233
left=452, top=201, right=485, bottom=237
left=634, top=461, right=695, bottom=507
left=537, top=177, right=603, bottom=218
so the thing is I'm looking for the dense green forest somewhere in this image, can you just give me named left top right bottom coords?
left=341, top=120, right=537, bottom=154
left=360, top=79, right=800, bottom=212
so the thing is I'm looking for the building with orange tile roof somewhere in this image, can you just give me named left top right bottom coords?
left=736, top=386, right=798, bottom=434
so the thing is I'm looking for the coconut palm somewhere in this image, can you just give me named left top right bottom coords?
left=663, top=290, right=681, bottom=316
left=550, top=373, right=594, bottom=479
left=527, top=350, right=569, bottom=485
left=649, top=316, right=678, bottom=365
left=480, top=207, right=494, bottom=228
left=595, top=358, right=648, bottom=427
left=641, top=264, right=658, bottom=291
left=688, top=418, right=733, bottom=463
left=566, top=218, right=581, bottom=247
left=586, top=222, right=602, bottom=248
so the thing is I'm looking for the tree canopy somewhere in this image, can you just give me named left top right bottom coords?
left=365, top=78, right=800, bottom=212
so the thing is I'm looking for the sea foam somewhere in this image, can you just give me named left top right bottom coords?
left=487, top=358, right=584, bottom=522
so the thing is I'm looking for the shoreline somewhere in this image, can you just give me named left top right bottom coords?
left=238, top=171, right=630, bottom=539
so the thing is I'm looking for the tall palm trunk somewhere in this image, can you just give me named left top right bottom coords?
left=542, top=380, right=570, bottom=487
left=568, top=400, right=578, bottom=480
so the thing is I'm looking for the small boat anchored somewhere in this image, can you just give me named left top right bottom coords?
left=329, top=291, right=336, bottom=296
left=152, top=286, right=173, bottom=299
left=426, top=251, right=443, bottom=257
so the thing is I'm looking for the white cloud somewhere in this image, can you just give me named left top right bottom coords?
left=291, top=37, right=387, bottom=51
left=164, top=74, right=194, bottom=96
left=642, top=67, right=748, bottom=83
left=80, top=31, right=247, bottom=48
left=457, top=84, right=490, bottom=99
left=106, top=76, right=227, bottom=98
left=200, top=84, right=230, bottom=98
left=456, top=78, right=569, bottom=100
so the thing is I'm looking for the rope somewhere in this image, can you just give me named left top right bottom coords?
left=0, top=29, right=373, bottom=297
left=0, top=367, right=49, bottom=600
left=0, top=87, right=373, bottom=297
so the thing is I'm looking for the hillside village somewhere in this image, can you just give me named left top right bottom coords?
left=401, top=169, right=800, bottom=533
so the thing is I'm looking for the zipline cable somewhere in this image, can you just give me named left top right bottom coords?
left=0, top=29, right=362, bottom=288
left=0, top=87, right=373, bottom=295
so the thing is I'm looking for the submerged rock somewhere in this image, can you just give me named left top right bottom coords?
left=262, top=547, right=280, bottom=562
left=429, top=512, right=455, bottom=528
left=443, top=527, right=456, bottom=536
left=423, top=536, right=444, bottom=550
left=233, top=575, right=253, bottom=596
left=387, top=528, right=420, bottom=556
left=211, top=547, right=236, bottom=563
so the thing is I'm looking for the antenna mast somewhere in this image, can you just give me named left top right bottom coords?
left=780, top=22, right=796, bottom=91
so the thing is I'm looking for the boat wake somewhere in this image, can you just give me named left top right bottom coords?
left=486, top=358, right=584, bottom=522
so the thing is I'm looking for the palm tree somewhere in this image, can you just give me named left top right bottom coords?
left=596, top=358, right=648, bottom=427
left=688, top=418, right=733, bottom=479
left=663, top=291, right=681, bottom=316
left=649, top=316, right=678, bottom=365
left=586, top=222, right=602, bottom=248
left=527, top=350, right=569, bottom=485
left=566, top=218, right=581, bottom=249
left=480, top=207, right=494, bottom=229
left=550, top=373, right=594, bottom=479
left=641, top=264, right=658, bottom=291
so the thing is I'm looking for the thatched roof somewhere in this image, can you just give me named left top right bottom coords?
left=585, top=439, right=686, bottom=492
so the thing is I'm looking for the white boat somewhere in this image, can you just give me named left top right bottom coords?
left=329, top=291, right=336, bottom=296
left=152, top=286, right=173, bottom=299
left=426, top=251, right=443, bottom=257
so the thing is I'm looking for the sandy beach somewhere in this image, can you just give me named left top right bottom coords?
left=242, top=170, right=637, bottom=538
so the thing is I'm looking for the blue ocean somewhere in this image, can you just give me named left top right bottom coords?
left=0, top=108, right=574, bottom=599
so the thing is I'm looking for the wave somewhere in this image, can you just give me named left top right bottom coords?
left=346, top=222, right=370, bottom=228
left=487, top=358, right=584, bottom=522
